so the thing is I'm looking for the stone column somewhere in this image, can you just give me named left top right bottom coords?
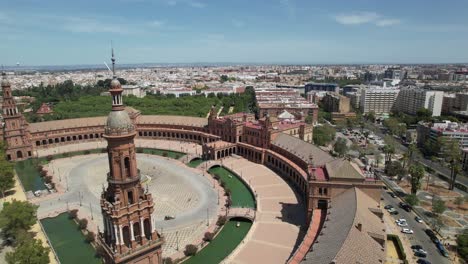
left=150, top=215, right=155, bottom=232
left=140, top=218, right=145, bottom=237
left=130, top=221, right=135, bottom=241
left=114, top=225, right=120, bottom=245
left=119, top=225, right=124, bottom=246
left=109, top=220, right=115, bottom=241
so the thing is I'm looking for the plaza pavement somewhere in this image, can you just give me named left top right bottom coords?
left=32, top=139, right=306, bottom=263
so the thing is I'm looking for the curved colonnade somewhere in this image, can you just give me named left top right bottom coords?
left=29, top=114, right=315, bottom=263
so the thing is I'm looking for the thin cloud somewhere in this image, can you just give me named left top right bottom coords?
left=333, top=12, right=401, bottom=27
left=333, top=12, right=379, bottom=25
left=376, top=19, right=401, bottom=27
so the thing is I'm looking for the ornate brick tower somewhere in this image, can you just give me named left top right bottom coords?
left=98, top=50, right=163, bottom=264
left=1, top=72, right=33, bottom=161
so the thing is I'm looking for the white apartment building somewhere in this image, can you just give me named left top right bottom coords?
left=394, top=88, right=444, bottom=116
left=359, top=87, right=399, bottom=114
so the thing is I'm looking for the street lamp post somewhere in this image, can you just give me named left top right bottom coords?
left=176, top=231, right=179, bottom=251
left=206, top=208, right=209, bottom=226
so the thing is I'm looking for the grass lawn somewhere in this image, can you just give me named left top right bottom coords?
left=183, top=220, right=252, bottom=264
left=139, top=148, right=185, bottom=159
left=188, top=158, right=204, bottom=168
left=208, top=166, right=255, bottom=208
left=41, top=213, right=101, bottom=264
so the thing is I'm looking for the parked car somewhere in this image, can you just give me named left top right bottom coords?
left=401, top=228, right=414, bottom=234
left=415, top=216, right=423, bottom=223
left=425, top=229, right=436, bottom=238
left=416, top=259, right=431, bottom=264
left=397, top=221, right=408, bottom=227
left=402, top=204, right=412, bottom=212
left=414, top=251, right=427, bottom=258
left=390, top=210, right=399, bottom=215
left=411, top=245, right=423, bottom=250
left=435, top=241, right=449, bottom=257
left=384, top=205, right=393, bottom=209
left=414, top=249, right=428, bottom=255
left=389, top=192, right=397, bottom=198
left=164, top=215, right=175, bottom=220
left=396, top=218, right=406, bottom=223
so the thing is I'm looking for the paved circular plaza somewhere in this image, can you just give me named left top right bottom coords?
left=38, top=153, right=219, bottom=257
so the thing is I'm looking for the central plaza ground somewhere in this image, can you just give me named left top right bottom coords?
left=31, top=139, right=306, bottom=263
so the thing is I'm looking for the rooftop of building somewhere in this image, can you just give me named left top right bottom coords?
left=302, top=187, right=385, bottom=264
left=271, top=133, right=334, bottom=166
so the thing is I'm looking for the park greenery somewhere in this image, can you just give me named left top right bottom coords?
left=333, top=137, right=348, bottom=157
left=0, top=200, right=38, bottom=240
left=5, top=237, right=50, bottom=264
left=432, top=198, right=447, bottom=216
left=0, top=142, right=15, bottom=197
left=313, top=124, right=336, bottom=146
left=409, top=164, right=425, bottom=194
left=457, top=228, right=468, bottom=261
left=14, top=80, right=258, bottom=122
left=404, top=194, right=419, bottom=206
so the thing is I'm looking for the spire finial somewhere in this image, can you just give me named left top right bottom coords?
left=111, top=42, right=116, bottom=79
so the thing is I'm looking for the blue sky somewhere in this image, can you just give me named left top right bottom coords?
left=0, top=0, right=467, bottom=65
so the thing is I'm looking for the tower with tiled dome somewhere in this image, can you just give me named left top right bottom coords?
left=98, top=49, right=164, bottom=264
left=1, top=72, right=33, bottom=161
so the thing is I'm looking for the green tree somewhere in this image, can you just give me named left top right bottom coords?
left=0, top=200, right=38, bottom=240
left=5, top=238, right=50, bottom=264
left=333, top=137, right=348, bottom=157
left=385, top=160, right=404, bottom=177
left=409, top=164, right=425, bottom=194
left=405, top=194, right=420, bottom=206
left=443, top=138, right=462, bottom=190
left=432, top=198, right=447, bottom=216
left=383, top=144, right=396, bottom=167
left=0, top=170, right=15, bottom=198
left=416, top=108, right=432, bottom=122
left=457, top=229, right=468, bottom=261
left=366, top=111, right=376, bottom=123
left=402, top=143, right=417, bottom=169
left=220, top=75, right=229, bottom=83
left=313, top=124, right=336, bottom=146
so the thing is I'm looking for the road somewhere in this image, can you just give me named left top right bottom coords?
left=382, top=191, right=451, bottom=264
left=369, top=123, right=468, bottom=189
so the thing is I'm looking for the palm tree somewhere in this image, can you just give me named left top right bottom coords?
left=383, top=144, right=395, bottom=167
left=443, top=139, right=462, bottom=190
left=409, top=164, right=425, bottom=194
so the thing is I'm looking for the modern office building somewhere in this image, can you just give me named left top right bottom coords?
left=304, top=83, right=339, bottom=94
left=394, top=88, right=443, bottom=116
left=322, top=93, right=351, bottom=113
left=417, top=121, right=468, bottom=151
left=359, top=87, right=399, bottom=114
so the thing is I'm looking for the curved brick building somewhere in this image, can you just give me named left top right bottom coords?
left=1, top=73, right=385, bottom=263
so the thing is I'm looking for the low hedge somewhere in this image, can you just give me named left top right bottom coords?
left=387, top=234, right=408, bottom=264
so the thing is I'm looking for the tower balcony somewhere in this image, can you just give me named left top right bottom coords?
left=101, top=197, right=154, bottom=218
left=106, top=169, right=141, bottom=185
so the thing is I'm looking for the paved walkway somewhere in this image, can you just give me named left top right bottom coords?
left=0, top=174, right=58, bottom=264
left=383, top=207, right=416, bottom=264
left=212, top=157, right=306, bottom=264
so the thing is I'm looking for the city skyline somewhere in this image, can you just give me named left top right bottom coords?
left=1, top=0, right=468, bottom=65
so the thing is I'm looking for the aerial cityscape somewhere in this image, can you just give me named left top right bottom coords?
left=0, top=1, right=467, bottom=264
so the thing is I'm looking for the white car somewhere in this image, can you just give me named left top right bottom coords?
left=397, top=221, right=408, bottom=227
left=401, top=228, right=414, bottom=234
left=413, top=248, right=427, bottom=254
left=395, top=218, right=406, bottom=223
left=387, top=208, right=396, bottom=213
